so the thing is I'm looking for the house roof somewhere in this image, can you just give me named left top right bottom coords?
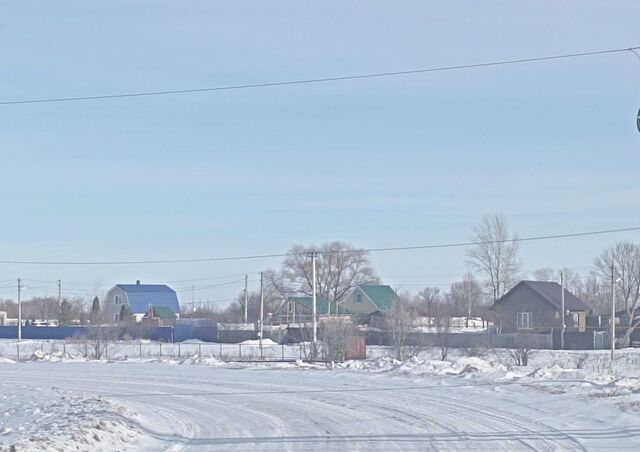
left=146, top=306, right=177, bottom=320
left=116, top=284, right=180, bottom=314
left=496, top=280, right=591, bottom=312
left=289, top=296, right=350, bottom=315
left=358, top=285, right=397, bottom=311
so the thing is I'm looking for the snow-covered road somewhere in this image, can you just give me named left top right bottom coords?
left=1, top=362, right=640, bottom=451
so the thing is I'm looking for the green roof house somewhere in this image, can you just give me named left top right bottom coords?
left=145, top=306, right=177, bottom=321
left=273, top=296, right=351, bottom=324
left=338, top=284, right=398, bottom=316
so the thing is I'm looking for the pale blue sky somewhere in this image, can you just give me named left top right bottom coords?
left=1, top=1, right=639, bottom=304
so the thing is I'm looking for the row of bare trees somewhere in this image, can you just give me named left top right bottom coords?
left=0, top=297, right=89, bottom=325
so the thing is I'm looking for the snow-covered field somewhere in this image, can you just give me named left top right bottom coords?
left=1, top=342, right=640, bottom=450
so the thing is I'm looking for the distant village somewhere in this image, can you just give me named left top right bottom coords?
left=1, top=215, right=639, bottom=356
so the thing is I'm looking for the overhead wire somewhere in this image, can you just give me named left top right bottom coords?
left=1, top=45, right=638, bottom=106
left=0, top=225, right=637, bottom=266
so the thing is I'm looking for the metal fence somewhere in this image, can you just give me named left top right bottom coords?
left=0, top=340, right=309, bottom=362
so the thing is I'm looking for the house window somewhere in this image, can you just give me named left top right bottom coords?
left=517, top=312, right=531, bottom=329
left=288, top=302, right=294, bottom=314
left=356, top=293, right=363, bottom=304
left=115, top=295, right=122, bottom=305
left=572, top=312, right=579, bottom=327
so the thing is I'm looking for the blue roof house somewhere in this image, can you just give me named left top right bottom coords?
left=103, top=280, right=180, bottom=322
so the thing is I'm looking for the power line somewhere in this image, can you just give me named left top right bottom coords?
left=0, top=225, right=637, bottom=266
left=175, top=279, right=258, bottom=293
left=181, top=297, right=238, bottom=306
left=163, top=273, right=250, bottom=284
left=1, top=46, right=638, bottom=106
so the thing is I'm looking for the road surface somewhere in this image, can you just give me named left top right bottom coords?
left=1, top=362, right=639, bottom=451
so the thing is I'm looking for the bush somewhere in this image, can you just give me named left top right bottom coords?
left=507, top=335, right=533, bottom=366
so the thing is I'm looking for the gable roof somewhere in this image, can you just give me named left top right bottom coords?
left=116, top=284, right=180, bottom=314
left=357, top=285, right=397, bottom=311
left=496, top=280, right=591, bottom=312
left=146, top=306, right=177, bottom=320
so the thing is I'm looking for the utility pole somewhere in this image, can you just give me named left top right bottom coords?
left=307, top=251, right=318, bottom=344
left=259, top=271, right=264, bottom=358
left=611, top=264, right=616, bottom=364
left=17, top=278, right=22, bottom=342
left=244, top=274, right=248, bottom=324
left=58, top=279, right=62, bottom=307
left=560, top=271, right=565, bottom=350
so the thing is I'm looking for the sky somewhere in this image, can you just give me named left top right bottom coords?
left=0, top=1, right=639, bottom=306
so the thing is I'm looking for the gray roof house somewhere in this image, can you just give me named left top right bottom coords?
left=103, top=281, right=180, bottom=322
left=491, top=280, right=591, bottom=333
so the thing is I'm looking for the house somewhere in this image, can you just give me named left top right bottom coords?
left=491, top=280, right=591, bottom=333
left=141, top=306, right=177, bottom=327
left=103, top=281, right=180, bottom=322
left=339, top=284, right=398, bottom=316
left=273, top=296, right=350, bottom=324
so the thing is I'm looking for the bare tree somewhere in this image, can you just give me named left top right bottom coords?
left=384, top=294, right=415, bottom=360
left=447, top=273, right=483, bottom=327
left=560, top=268, right=584, bottom=296
left=416, top=287, right=441, bottom=319
left=74, top=325, right=113, bottom=360
left=467, top=213, right=520, bottom=302
left=532, top=268, right=584, bottom=297
left=432, top=298, right=451, bottom=360
left=277, top=242, right=379, bottom=313
left=582, top=272, right=609, bottom=315
left=594, top=242, right=640, bottom=345
left=532, top=268, right=555, bottom=282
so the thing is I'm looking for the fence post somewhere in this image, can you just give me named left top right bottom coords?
left=198, top=343, right=202, bottom=357
left=41, top=341, right=44, bottom=352
left=178, top=343, right=181, bottom=358
left=159, top=343, right=162, bottom=357
left=63, top=341, right=66, bottom=356
left=239, top=344, right=242, bottom=358
left=219, top=343, right=222, bottom=358
left=282, top=343, right=285, bottom=361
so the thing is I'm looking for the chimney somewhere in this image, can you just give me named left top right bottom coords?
left=136, top=280, right=141, bottom=285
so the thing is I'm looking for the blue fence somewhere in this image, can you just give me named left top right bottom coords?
left=174, top=325, right=217, bottom=342
left=0, top=325, right=175, bottom=342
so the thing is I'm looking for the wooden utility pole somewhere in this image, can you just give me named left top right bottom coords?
left=611, top=264, right=616, bottom=364
left=244, top=274, right=248, bottom=323
left=560, top=271, right=565, bottom=350
left=259, top=271, right=264, bottom=358
left=17, top=278, right=22, bottom=341
left=308, top=251, right=318, bottom=344
left=58, top=280, right=62, bottom=307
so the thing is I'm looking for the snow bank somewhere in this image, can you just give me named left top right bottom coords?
left=0, top=384, right=145, bottom=451
left=339, top=356, right=507, bottom=378
left=339, top=352, right=640, bottom=412
left=239, top=338, right=279, bottom=346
